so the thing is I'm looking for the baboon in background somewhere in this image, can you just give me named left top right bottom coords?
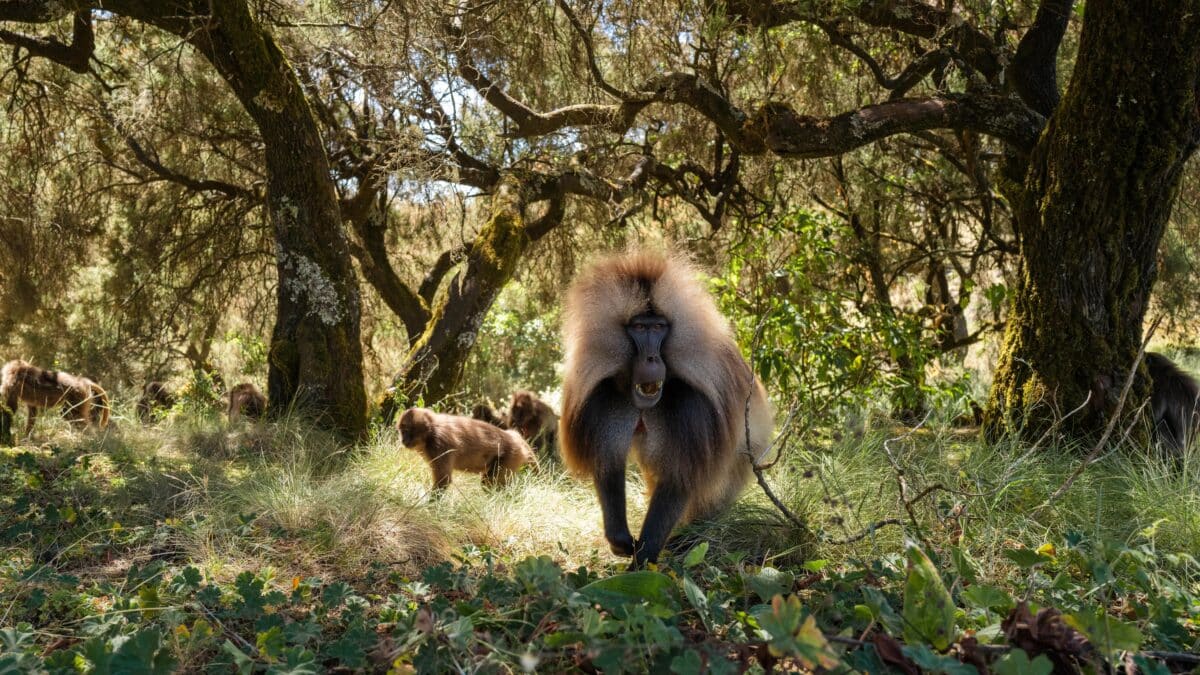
left=0, top=360, right=110, bottom=444
left=137, top=381, right=176, bottom=422
left=398, top=407, right=536, bottom=490
left=1146, top=352, right=1200, bottom=453
left=228, top=383, right=266, bottom=422
left=560, top=251, right=774, bottom=565
left=508, top=390, right=559, bottom=462
left=471, top=403, right=510, bottom=429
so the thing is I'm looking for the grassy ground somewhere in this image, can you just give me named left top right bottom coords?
left=1, top=400, right=1198, bottom=672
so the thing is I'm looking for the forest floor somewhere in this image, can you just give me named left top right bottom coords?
left=1, top=404, right=1198, bottom=673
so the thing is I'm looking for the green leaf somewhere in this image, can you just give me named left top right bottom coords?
left=266, top=648, right=320, bottom=675
left=681, top=574, right=711, bottom=631
left=682, top=542, right=709, bottom=568
left=746, top=567, right=794, bottom=602
left=221, top=640, right=255, bottom=675
left=1064, top=610, right=1144, bottom=653
left=1003, top=548, right=1052, bottom=569
left=992, top=648, right=1053, bottom=675
left=902, top=644, right=978, bottom=674
left=902, top=542, right=957, bottom=651
left=110, top=629, right=177, bottom=675
left=669, top=649, right=703, bottom=675
left=755, top=596, right=840, bottom=669
left=1129, top=655, right=1172, bottom=675
left=949, top=546, right=979, bottom=584
left=960, top=585, right=1013, bottom=613
left=256, top=626, right=286, bottom=662
left=580, top=571, right=675, bottom=609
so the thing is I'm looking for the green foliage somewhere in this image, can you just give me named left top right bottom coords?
left=2, top=415, right=1199, bottom=672
left=713, top=209, right=967, bottom=424
left=460, top=283, right=561, bottom=405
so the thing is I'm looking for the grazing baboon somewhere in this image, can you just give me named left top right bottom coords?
left=0, top=360, right=109, bottom=444
left=471, top=402, right=510, bottom=429
left=398, top=407, right=536, bottom=490
left=560, top=251, right=774, bottom=565
left=1146, top=352, right=1200, bottom=453
left=137, top=381, right=176, bottom=422
left=227, top=382, right=266, bottom=422
left=508, top=390, right=559, bottom=462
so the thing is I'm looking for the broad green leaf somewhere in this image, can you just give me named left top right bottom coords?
left=960, top=585, right=1013, bottom=612
left=992, top=648, right=1053, bottom=675
left=669, top=649, right=703, bottom=674
left=1003, top=548, right=1052, bottom=569
left=1064, top=610, right=1144, bottom=653
left=902, top=542, right=957, bottom=651
left=746, top=567, right=794, bottom=602
left=682, top=542, right=709, bottom=568
left=756, top=595, right=840, bottom=669
left=580, top=571, right=675, bottom=609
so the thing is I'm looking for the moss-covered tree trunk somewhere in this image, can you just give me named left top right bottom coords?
left=986, top=1, right=1200, bottom=440
left=384, top=178, right=531, bottom=415
left=105, top=1, right=368, bottom=437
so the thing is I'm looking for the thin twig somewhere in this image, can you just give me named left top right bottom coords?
left=824, top=518, right=904, bottom=545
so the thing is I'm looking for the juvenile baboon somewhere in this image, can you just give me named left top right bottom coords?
left=560, top=251, right=774, bottom=565
left=508, top=390, right=559, bottom=462
left=398, top=407, right=536, bottom=490
left=0, top=360, right=109, bottom=444
left=1146, top=352, right=1200, bottom=453
left=471, top=402, right=509, bottom=429
left=137, top=381, right=176, bottom=422
left=227, top=382, right=267, bottom=422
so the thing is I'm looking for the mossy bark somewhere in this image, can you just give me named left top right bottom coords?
left=92, top=1, right=369, bottom=438
left=985, top=1, right=1200, bottom=441
left=387, top=178, right=532, bottom=412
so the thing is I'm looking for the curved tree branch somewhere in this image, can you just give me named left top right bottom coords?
left=1011, top=0, right=1073, bottom=116
left=0, top=9, right=92, bottom=72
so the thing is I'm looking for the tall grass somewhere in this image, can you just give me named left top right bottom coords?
left=4, top=397, right=1197, bottom=586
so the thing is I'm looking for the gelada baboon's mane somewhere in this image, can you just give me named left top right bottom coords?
left=560, top=250, right=755, bottom=453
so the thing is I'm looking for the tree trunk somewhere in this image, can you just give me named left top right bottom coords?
left=986, top=1, right=1200, bottom=440
left=378, top=178, right=535, bottom=421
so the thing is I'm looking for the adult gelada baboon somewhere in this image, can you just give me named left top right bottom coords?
left=0, top=360, right=110, bottom=444
left=398, top=407, right=536, bottom=490
left=1146, top=352, right=1200, bottom=453
left=559, top=251, right=774, bottom=565
left=228, top=383, right=267, bottom=422
left=137, top=381, right=176, bottom=422
left=508, top=390, right=559, bottom=462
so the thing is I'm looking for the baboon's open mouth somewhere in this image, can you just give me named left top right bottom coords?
left=636, top=381, right=663, bottom=397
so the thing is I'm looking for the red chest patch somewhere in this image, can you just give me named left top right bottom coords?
left=635, top=417, right=647, bottom=434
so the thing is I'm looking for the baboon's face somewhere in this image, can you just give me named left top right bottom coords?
left=397, top=409, right=427, bottom=447
left=509, top=395, right=536, bottom=435
left=625, top=312, right=669, bottom=409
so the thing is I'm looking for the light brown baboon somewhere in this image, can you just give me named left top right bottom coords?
left=471, top=402, right=510, bottom=429
left=227, top=382, right=267, bottom=422
left=137, top=381, right=176, bottom=422
left=508, top=390, right=559, bottom=462
left=560, top=251, right=774, bottom=565
left=0, top=360, right=110, bottom=444
left=398, top=407, right=536, bottom=490
left=1147, top=352, right=1200, bottom=453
